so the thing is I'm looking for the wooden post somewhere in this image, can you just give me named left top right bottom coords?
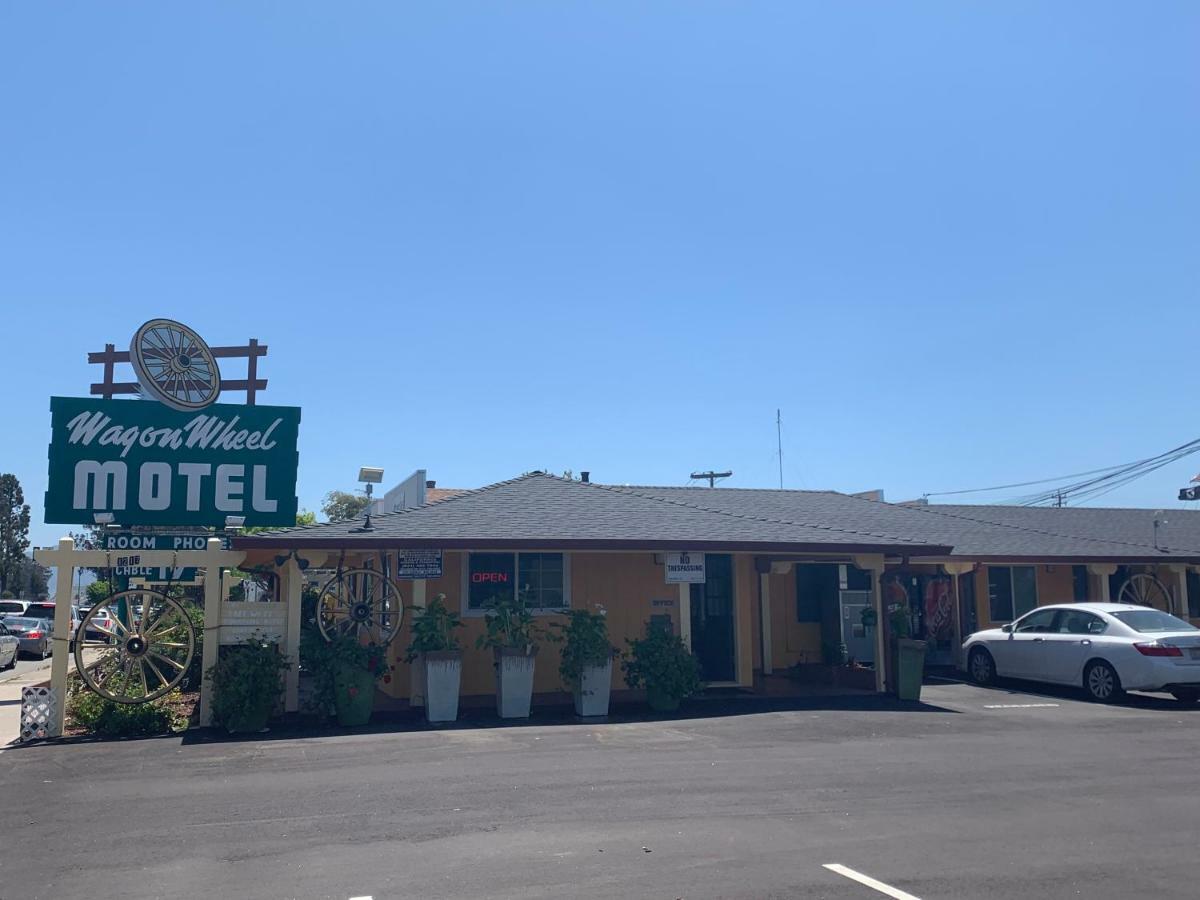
left=282, top=557, right=302, bottom=712
left=678, top=581, right=691, bottom=649
left=198, top=538, right=226, bottom=727
left=759, top=571, right=773, bottom=676
left=48, top=537, right=76, bottom=737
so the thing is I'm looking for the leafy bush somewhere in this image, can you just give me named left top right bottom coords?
left=621, top=624, right=701, bottom=706
left=475, top=592, right=552, bottom=654
left=300, top=630, right=392, bottom=717
left=85, top=580, right=114, bottom=607
left=67, top=685, right=186, bottom=737
left=206, top=635, right=290, bottom=731
left=405, top=594, right=463, bottom=662
left=553, top=606, right=616, bottom=689
left=0, top=591, right=13, bottom=600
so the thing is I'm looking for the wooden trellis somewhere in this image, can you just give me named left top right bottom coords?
left=88, top=338, right=268, bottom=404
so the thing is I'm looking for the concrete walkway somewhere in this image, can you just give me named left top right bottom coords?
left=0, top=649, right=101, bottom=747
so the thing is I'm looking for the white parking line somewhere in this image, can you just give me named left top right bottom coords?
left=983, top=703, right=1060, bottom=709
left=823, top=863, right=922, bottom=900
left=348, top=895, right=373, bottom=899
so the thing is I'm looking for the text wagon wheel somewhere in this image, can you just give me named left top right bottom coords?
left=317, top=568, right=404, bottom=647
left=130, top=318, right=222, bottom=411
left=75, top=589, right=197, bottom=704
left=1117, top=573, right=1171, bottom=611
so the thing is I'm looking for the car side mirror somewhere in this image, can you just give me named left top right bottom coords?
left=1000, top=624, right=1013, bottom=634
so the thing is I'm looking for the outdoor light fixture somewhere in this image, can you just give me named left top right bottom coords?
left=225, top=515, right=246, bottom=530
left=93, top=512, right=115, bottom=525
left=352, top=466, right=384, bottom=532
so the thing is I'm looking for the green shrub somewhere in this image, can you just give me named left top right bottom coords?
left=300, top=630, right=392, bottom=717
left=404, top=594, right=463, bottom=661
left=67, top=686, right=186, bottom=737
left=206, top=636, right=290, bottom=731
left=475, top=591, right=552, bottom=653
left=621, top=624, right=701, bottom=705
left=553, top=606, right=616, bottom=689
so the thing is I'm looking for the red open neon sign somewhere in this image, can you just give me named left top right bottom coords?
left=471, top=572, right=509, bottom=584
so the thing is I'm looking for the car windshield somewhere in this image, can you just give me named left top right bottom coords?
left=2, top=617, right=42, bottom=629
left=1110, top=609, right=1198, bottom=633
left=0, top=601, right=25, bottom=613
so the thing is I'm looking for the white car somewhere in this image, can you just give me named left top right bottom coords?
left=963, top=602, right=1200, bottom=704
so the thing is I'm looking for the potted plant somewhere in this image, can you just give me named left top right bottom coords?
left=475, top=591, right=551, bottom=719
left=890, top=603, right=926, bottom=701
left=405, top=594, right=464, bottom=723
left=206, top=634, right=291, bottom=734
left=327, top=634, right=392, bottom=727
left=621, top=623, right=702, bottom=712
left=554, top=605, right=617, bottom=717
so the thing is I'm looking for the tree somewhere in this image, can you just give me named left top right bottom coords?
left=0, top=474, right=31, bottom=597
left=15, top=557, right=49, bottom=598
left=322, top=491, right=370, bottom=523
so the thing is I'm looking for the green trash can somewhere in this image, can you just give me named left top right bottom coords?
left=895, top=638, right=927, bottom=701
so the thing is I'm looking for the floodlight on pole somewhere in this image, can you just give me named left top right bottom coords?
left=353, top=467, right=384, bottom=532
left=93, top=512, right=115, bottom=525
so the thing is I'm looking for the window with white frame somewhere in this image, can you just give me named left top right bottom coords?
left=465, top=552, right=567, bottom=612
left=987, top=565, right=1038, bottom=622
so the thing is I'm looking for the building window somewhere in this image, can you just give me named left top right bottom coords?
left=987, top=565, right=1038, bottom=623
left=1188, top=571, right=1200, bottom=620
left=1072, top=565, right=1089, bottom=603
left=466, top=552, right=567, bottom=612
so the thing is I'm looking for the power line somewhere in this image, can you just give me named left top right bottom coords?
left=923, top=460, right=1151, bottom=499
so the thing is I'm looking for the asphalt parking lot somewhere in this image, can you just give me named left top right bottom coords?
left=3, top=679, right=1199, bottom=900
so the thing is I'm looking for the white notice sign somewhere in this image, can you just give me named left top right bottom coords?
left=665, top=551, right=706, bottom=584
left=219, top=601, right=288, bottom=645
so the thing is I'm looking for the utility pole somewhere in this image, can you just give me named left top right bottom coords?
left=690, top=470, right=732, bottom=488
left=776, top=408, right=784, bottom=490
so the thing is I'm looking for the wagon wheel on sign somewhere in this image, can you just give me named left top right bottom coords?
left=316, top=568, right=404, bottom=646
left=129, top=317, right=222, bottom=411
left=1117, top=573, right=1171, bottom=611
left=74, top=589, right=197, bottom=704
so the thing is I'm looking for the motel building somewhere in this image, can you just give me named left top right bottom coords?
left=232, top=473, right=1200, bottom=712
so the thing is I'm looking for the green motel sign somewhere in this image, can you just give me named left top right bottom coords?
left=45, top=396, right=300, bottom=527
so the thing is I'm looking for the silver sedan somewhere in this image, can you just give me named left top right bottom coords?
left=1, top=616, right=51, bottom=659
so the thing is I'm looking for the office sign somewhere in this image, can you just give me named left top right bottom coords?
left=219, top=601, right=287, bottom=644
left=110, top=553, right=198, bottom=582
left=45, top=396, right=300, bottom=526
left=397, top=549, right=443, bottom=579
left=665, top=551, right=706, bottom=584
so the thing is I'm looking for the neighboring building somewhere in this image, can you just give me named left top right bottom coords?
left=233, top=473, right=1200, bottom=710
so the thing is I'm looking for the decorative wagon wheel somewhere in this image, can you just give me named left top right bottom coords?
left=130, top=317, right=222, bottom=411
left=74, top=589, right=197, bottom=704
left=316, top=567, right=404, bottom=647
left=1117, top=573, right=1171, bottom=611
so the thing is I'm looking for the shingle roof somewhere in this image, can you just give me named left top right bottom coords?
left=234, top=473, right=950, bottom=554
left=234, top=473, right=1200, bottom=562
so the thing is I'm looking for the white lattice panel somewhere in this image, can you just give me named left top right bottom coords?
left=20, top=685, right=59, bottom=742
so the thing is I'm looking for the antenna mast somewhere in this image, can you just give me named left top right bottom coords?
left=776, top=408, right=784, bottom=489
left=690, top=470, right=732, bottom=488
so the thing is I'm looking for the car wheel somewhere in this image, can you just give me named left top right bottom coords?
left=968, top=647, right=995, bottom=686
left=1084, top=660, right=1123, bottom=703
left=1170, top=688, right=1200, bottom=705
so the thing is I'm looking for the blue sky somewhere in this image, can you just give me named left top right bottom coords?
left=2, top=2, right=1198, bottom=550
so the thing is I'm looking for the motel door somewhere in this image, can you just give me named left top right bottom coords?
left=690, top=554, right=736, bottom=682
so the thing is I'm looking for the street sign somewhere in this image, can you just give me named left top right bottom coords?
left=397, top=549, right=443, bottom=579
left=1180, top=486, right=1200, bottom=502
left=219, top=601, right=287, bottom=644
left=44, top=396, right=300, bottom=526
left=665, top=551, right=706, bottom=584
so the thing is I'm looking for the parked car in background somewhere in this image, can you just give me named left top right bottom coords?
left=964, top=602, right=1200, bottom=704
left=19, top=602, right=81, bottom=649
left=83, top=608, right=118, bottom=641
left=0, top=599, right=30, bottom=617
left=0, top=621, right=19, bottom=668
left=1, top=616, right=52, bottom=659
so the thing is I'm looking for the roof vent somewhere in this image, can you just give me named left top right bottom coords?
left=581, top=471, right=590, bottom=483
left=426, top=480, right=436, bottom=489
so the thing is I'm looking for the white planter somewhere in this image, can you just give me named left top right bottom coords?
left=495, top=648, right=537, bottom=719
left=573, top=658, right=613, bottom=717
left=422, top=651, right=462, bottom=724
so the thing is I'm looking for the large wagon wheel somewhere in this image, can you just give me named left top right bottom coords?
left=316, top=568, right=404, bottom=646
left=74, top=589, right=197, bottom=704
left=130, top=318, right=222, bottom=411
left=1117, top=573, right=1171, bottom=611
